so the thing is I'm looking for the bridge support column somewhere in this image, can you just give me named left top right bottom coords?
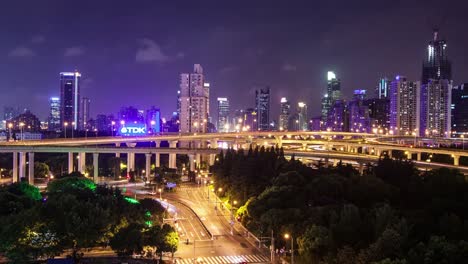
left=375, top=148, right=381, bottom=157
left=12, top=152, right=18, bottom=183
left=387, top=150, right=392, bottom=158
left=168, top=141, right=177, bottom=169
left=19, top=152, right=26, bottom=180
left=454, top=155, right=460, bottom=166
left=115, top=143, right=121, bottom=158
left=324, top=157, right=329, bottom=168
left=78, top=152, right=86, bottom=173
left=68, top=152, right=74, bottom=173
left=406, top=152, right=412, bottom=160
left=333, top=159, right=338, bottom=167
left=189, top=154, right=195, bottom=172
left=358, top=162, right=364, bottom=175
left=93, top=153, right=99, bottom=183
left=145, top=154, right=151, bottom=180
left=28, top=152, right=34, bottom=184
left=155, top=141, right=160, bottom=168
left=209, top=154, right=216, bottom=166
left=417, top=152, right=421, bottom=161
left=210, top=139, right=219, bottom=149
left=127, top=153, right=135, bottom=173
left=302, top=143, right=307, bottom=150
left=275, top=136, right=283, bottom=148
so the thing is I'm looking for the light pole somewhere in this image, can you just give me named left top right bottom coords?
left=64, top=122, right=68, bottom=138
left=230, top=200, right=237, bottom=235
left=71, top=122, right=75, bottom=139
left=158, top=188, right=162, bottom=200
left=462, top=135, right=465, bottom=150
left=94, top=128, right=98, bottom=138
left=19, top=122, right=25, bottom=141
left=284, top=233, right=294, bottom=264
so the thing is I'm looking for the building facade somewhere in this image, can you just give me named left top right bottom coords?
left=60, top=71, right=81, bottom=130
left=321, top=71, right=341, bottom=123
left=390, top=76, right=420, bottom=135
left=279, top=97, right=290, bottom=131
left=146, top=107, right=161, bottom=134
left=80, top=97, right=90, bottom=130
left=217, top=97, right=230, bottom=132
left=297, top=102, right=308, bottom=131
left=48, top=97, right=61, bottom=131
left=452, top=83, right=468, bottom=134
left=255, top=87, right=270, bottom=131
left=179, top=64, right=209, bottom=133
left=377, top=78, right=391, bottom=99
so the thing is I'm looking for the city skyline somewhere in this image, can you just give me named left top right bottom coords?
left=1, top=1, right=468, bottom=120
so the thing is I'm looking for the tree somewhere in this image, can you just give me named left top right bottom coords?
left=34, top=162, right=49, bottom=178
left=110, top=223, right=144, bottom=257
left=297, top=225, right=330, bottom=261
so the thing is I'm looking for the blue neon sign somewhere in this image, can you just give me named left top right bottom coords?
left=120, top=124, right=147, bottom=136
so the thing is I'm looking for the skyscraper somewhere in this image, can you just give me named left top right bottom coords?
left=377, top=78, right=391, bottom=99
left=60, top=71, right=81, bottom=130
left=390, top=76, right=420, bottom=135
left=348, top=90, right=370, bottom=133
left=422, top=29, right=451, bottom=84
left=279, top=97, right=290, bottom=131
left=48, top=97, right=61, bottom=131
left=80, top=97, right=91, bottom=130
left=452, top=84, right=468, bottom=134
left=321, top=71, right=341, bottom=123
left=179, top=64, right=209, bottom=133
left=297, top=102, right=308, bottom=131
left=217, top=97, right=230, bottom=132
left=420, top=30, right=453, bottom=138
left=255, top=87, right=270, bottom=131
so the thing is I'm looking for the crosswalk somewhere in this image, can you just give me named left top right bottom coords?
left=176, top=254, right=270, bottom=264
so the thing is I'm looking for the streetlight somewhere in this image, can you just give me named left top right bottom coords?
left=284, top=233, right=294, bottom=264
left=230, top=200, right=237, bottom=235
left=64, top=122, right=69, bottom=138
left=19, top=122, right=25, bottom=141
left=94, top=128, right=98, bottom=138
left=158, top=188, right=162, bottom=200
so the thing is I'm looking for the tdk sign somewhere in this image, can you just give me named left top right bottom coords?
left=120, top=125, right=146, bottom=136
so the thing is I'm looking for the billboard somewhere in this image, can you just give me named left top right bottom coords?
left=119, top=124, right=147, bottom=136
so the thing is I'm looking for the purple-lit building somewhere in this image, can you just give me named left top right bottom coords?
left=146, top=106, right=161, bottom=134
left=348, top=90, right=370, bottom=133
left=364, top=98, right=390, bottom=131
left=390, top=76, right=420, bottom=135
left=326, top=99, right=347, bottom=131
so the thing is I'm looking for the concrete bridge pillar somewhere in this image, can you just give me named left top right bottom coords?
left=169, top=141, right=177, bottom=169
left=333, top=159, right=338, bottom=167
left=93, top=153, right=99, bottom=183
left=68, top=152, right=74, bottom=173
left=302, top=143, right=308, bottom=150
left=145, top=153, right=151, bottom=180
left=78, top=152, right=86, bottom=173
left=275, top=136, right=283, bottom=148
left=189, top=154, right=195, bottom=172
left=453, top=155, right=460, bottom=166
left=210, top=139, right=219, bottom=149
left=324, top=157, right=329, bottom=168
left=387, top=150, right=392, bottom=158
left=406, top=152, right=412, bottom=160
left=12, top=152, right=18, bottom=183
left=358, top=162, right=364, bottom=175
left=155, top=141, right=160, bottom=168
left=375, top=148, right=381, bottom=157
left=209, top=154, right=216, bottom=166
left=417, top=152, right=421, bottom=161
left=28, top=152, right=34, bottom=184
left=19, top=152, right=26, bottom=180
left=127, top=153, right=135, bottom=173
left=115, top=143, right=121, bottom=158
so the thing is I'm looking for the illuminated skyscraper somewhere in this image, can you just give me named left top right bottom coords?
left=279, top=97, right=290, bottom=131
left=377, top=78, right=391, bottom=99
left=60, top=71, right=81, bottom=130
left=420, top=30, right=453, bottom=138
left=390, top=76, right=420, bottom=135
left=297, top=102, right=308, bottom=131
left=48, top=97, right=61, bottom=131
left=321, top=71, right=341, bottom=123
left=179, top=64, right=209, bottom=133
left=255, top=87, right=270, bottom=131
left=422, top=29, right=451, bottom=84
left=217, top=97, right=230, bottom=132
left=80, top=97, right=90, bottom=130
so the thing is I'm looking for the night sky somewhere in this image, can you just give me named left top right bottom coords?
left=1, top=0, right=467, bottom=121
